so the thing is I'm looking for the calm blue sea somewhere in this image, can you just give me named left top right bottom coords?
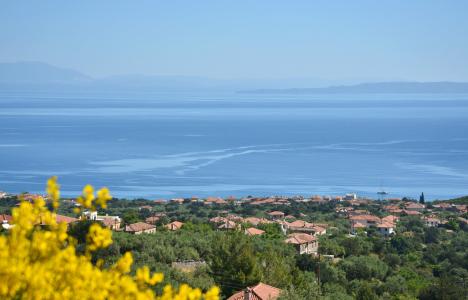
left=1, top=90, right=467, bottom=200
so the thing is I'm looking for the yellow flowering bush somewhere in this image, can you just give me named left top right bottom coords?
left=0, top=177, right=219, bottom=300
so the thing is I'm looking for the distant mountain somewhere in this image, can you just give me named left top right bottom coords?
left=0, top=61, right=91, bottom=84
left=0, top=62, right=337, bottom=91
left=239, top=82, right=468, bottom=94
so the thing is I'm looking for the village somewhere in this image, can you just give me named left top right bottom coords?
left=1, top=190, right=467, bottom=299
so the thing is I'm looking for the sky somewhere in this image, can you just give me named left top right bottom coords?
left=1, top=1, right=468, bottom=81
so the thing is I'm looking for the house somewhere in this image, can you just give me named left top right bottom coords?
left=0, top=214, right=12, bottom=223
left=344, top=193, right=357, bottom=201
left=138, top=205, right=153, bottom=211
left=40, top=214, right=78, bottom=226
left=350, top=214, right=397, bottom=236
left=145, top=216, right=160, bottom=225
left=424, top=216, right=441, bottom=227
left=82, top=211, right=121, bottom=230
left=245, top=227, right=265, bottom=236
left=1, top=214, right=12, bottom=230
left=227, top=282, right=281, bottom=300
left=170, top=198, right=184, bottom=204
left=349, top=214, right=381, bottom=227
left=351, top=222, right=367, bottom=234
left=209, top=216, right=228, bottom=224
left=244, top=217, right=271, bottom=226
left=267, top=211, right=285, bottom=220
left=403, top=210, right=422, bottom=216
left=284, top=220, right=327, bottom=236
left=125, top=222, right=156, bottom=234
left=100, top=216, right=121, bottom=230
left=377, top=222, right=395, bottom=236
left=226, top=214, right=244, bottom=222
left=381, top=215, right=399, bottom=224
left=285, top=233, right=318, bottom=255
left=218, top=220, right=239, bottom=231
left=405, top=202, right=425, bottom=212
left=165, top=221, right=184, bottom=231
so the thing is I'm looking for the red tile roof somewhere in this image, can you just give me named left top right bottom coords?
left=377, top=221, right=395, bottom=228
left=145, top=216, right=160, bottom=224
left=218, top=220, right=238, bottom=229
left=268, top=211, right=285, bottom=216
left=245, top=227, right=265, bottom=236
left=125, top=222, right=156, bottom=232
left=405, top=202, right=425, bottom=209
left=285, top=233, right=316, bottom=245
left=381, top=215, right=399, bottom=223
left=349, top=214, right=381, bottom=222
left=227, top=283, right=281, bottom=300
left=165, top=221, right=184, bottom=230
left=244, top=217, right=271, bottom=226
left=403, top=210, right=422, bottom=215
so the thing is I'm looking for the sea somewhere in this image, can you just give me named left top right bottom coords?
left=1, top=90, right=467, bottom=200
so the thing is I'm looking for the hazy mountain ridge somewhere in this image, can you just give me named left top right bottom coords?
left=0, top=61, right=91, bottom=84
left=2, top=62, right=468, bottom=93
left=239, top=82, right=468, bottom=94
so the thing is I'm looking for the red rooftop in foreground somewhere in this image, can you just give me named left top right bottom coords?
left=227, top=282, right=281, bottom=300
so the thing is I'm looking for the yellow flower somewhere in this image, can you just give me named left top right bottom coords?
left=46, top=176, right=60, bottom=209
left=0, top=177, right=219, bottom=300
left=96, top=187, right=112, bottom=209
left=114, top=252, right=133, bottom=274
left=86, top=223, right=112, bottom=252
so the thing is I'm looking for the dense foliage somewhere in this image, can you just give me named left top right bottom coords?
left=0, top=178, right=219, bottom=300
left=1, top=182, right=467, bottom=299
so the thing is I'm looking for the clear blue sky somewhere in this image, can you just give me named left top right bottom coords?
left=1, top=1, right=467, bottom=81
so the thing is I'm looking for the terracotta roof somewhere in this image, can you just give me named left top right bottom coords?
left=145, top=216, right=160, bottom=223
left=286, top=220, right=313, bottom=228
left=349, top=214, right=381, bottom=222
left=424, top=217, right=441, bottom=222
left=245, top=227, right=265, bottom=236
left=352, top=222, right=367, bottom=228
left=268, top=211, right=285, bottom=216
left=285, top=233, right=316, bottom=245
left=125, top=222, right=156, bottom=232
left=165, top=221, right=184, bottom=230
left=101, top=217, right=120, bottom=227
left=137, top=206, right=150, bottom=211
left=218, top=220, right=237, bottom=229
left=226, top=215, right=244, bottom=222
left=377, top=222, right=395, bottom=228
left=209, top=216, right=227, bottom=223
left=48, top=214, right=78, bottom=225
left=405, top=203, right=425, bottom=209
left=381, top=215, right=399, bottom=223
left=227, top=283, right=281, bottom=300
left=244, top=217, right=271, bottom=226
left=403, top=210, right=422, bottom=215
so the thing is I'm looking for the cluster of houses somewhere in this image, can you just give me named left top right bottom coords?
left=208, top=211, right=326, bottom=255
left=340, top=199, right=468, bottom=236
left=158, top=193, right=369, bottom=207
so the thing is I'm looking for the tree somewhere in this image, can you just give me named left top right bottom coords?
left=355, top=282, right=378, bottom=300
left=340, top=255, right=389, bottom=281
left=419, top=192, right=425, bottom=204
left=210, top=233, right=261, bottom=296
